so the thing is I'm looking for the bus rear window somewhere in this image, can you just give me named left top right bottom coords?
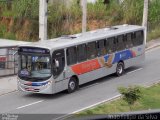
left=133, top=30, right=144, bottom=46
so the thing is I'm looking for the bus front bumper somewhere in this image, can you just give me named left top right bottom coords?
left=17, top=78, right=54, bottom=94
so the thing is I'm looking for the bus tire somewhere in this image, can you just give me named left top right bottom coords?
left=116, top=62, right=124, bottom=76
left=67, top=77, right=78, bottom=93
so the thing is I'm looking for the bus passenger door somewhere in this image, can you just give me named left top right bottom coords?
left=52, top=49, right=65, bottom=92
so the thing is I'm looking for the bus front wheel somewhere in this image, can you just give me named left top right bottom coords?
left=116, top=62, right=124, bottom=76
left=68, top=77, right=78, bottom=93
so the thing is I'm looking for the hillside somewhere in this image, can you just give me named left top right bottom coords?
left=0, top=0, right=160, bottom=41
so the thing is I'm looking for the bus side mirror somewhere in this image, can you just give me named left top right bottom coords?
left=55, top=59, right=59, bottom=68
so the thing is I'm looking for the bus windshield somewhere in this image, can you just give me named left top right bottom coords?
left=18, top=55, right=51, bottom=81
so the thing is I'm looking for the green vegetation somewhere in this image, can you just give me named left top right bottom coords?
left=147, top=0, right=160, bottom=40
left=48, top=1, right=82, bottom=38
left=147, top=27, right=160, bottom=41
left=0, top=0, right=39, bottom=41
left=0, top=0, right=160, bottom=41
left=0, top=0, right=39, bottom=18
left=0, top=24, right=7, bottom=38
left=118, top=86, right=141, bottom=110
left=77, top=83, right=160, bottom=116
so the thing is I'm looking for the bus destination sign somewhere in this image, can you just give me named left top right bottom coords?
left=19, top=47, right=50, bottom=54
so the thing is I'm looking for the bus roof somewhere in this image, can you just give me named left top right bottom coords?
left=19, top=24, right=145, bottom=50
left=0, top=39, right=29, bottom=48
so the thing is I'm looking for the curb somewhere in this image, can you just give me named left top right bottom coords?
left=144, top=79, right=160, bottom=88
left=0, top=75, right=17, bottom=79
left=145, top=44, right=160, bottom=51
left=0, top=90, right=17, bottom=96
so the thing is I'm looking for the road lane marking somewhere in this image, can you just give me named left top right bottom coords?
left=54, top=94, right=121, bottom=120
left=16, top=100, right=44, bottom=110
left=71, top=94, right=121, bottom=114
left=127, top=68, right=143, bottom=74
left=0, top=90, right=17, bottom=97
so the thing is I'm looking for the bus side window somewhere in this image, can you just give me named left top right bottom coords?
left=87, top=42, right=97, bottom=59
left=140, top=31, right=144, bottom=45
left=107, top=37, right=116, bottom=54
left=67, top=47, right=77, bottom=65
left=123, top=34, right=127, bottom=48
left=126, top=33, right=133, bottom=48
left=77, top=44, right=87, bottom=62
left=117, top=35, right=125, bottom=51
left=132, top=30, right=144, bottom=46
left=135, top=30, right=144, bottom=45
left=97, top=39, right=106, bottom=56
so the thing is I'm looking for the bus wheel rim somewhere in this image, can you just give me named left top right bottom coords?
left=118, top=64, right=123, bottom=74
left=69, top=81, right=75, bottom=90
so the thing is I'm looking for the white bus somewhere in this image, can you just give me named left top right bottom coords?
left=17, top=24, right=145, bottom=94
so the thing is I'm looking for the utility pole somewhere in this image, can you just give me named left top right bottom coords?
left=39, top=0, right=48, bottom=41
left=142, top=0, right=149, bottom=46
left=82, top=0, right=87, bottom=34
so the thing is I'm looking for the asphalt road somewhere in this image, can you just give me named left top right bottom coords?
left=0, top=47, right=160, bottom=119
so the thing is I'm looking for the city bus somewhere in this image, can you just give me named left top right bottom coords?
left=17, top=24, right=145, bottom=94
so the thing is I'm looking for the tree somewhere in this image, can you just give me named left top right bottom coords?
left=118, top=86, right=141, bottom=111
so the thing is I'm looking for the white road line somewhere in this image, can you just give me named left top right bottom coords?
left=54, top=94, right=121, bottom=120
left=16, top=100, right=44, bottom=110
left=71, top=94, right=121, bottom=114
left=127, top=68, right=143, bottom=74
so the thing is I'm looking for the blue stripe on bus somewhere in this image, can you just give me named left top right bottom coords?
left=104, top=55, right=110, bottom=62
left=104, top=50, right=136, bottom=64
left=112, top=50, right=133, bottom=64
left=31, top=81, right=48, bottom=86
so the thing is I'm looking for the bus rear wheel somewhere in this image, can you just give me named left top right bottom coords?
left=68, top=77, right=78, bottom=93
left=116, top=62, right=124, bottom=76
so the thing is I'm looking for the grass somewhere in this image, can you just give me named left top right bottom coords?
left=76, top=83, right=160, bottom=116
left=147, top=27, right=160, bottom=41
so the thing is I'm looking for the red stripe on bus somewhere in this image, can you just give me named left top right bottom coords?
left=71, top=59, right=101, bottom=75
